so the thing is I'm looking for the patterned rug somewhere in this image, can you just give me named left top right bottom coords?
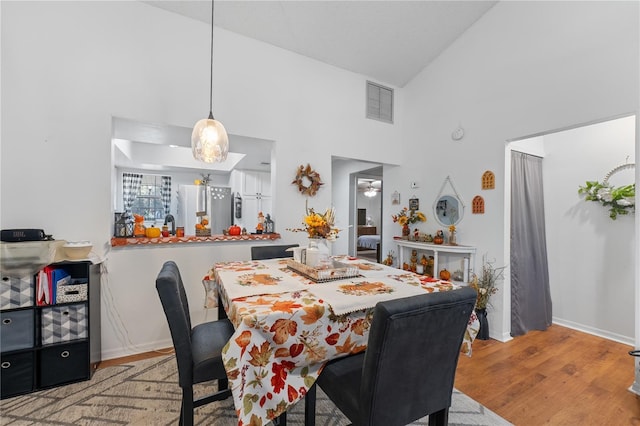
left=0, top=355, right=511, bottom=425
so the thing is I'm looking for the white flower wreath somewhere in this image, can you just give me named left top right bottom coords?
left=578, top=163, right=635, bottom=220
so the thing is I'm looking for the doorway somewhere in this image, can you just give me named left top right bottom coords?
left=355, top=174, right=382, bottom=262
left=504, top=114, right=636, bottom=342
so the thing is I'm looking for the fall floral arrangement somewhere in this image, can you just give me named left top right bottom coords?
left=392, top=207, right=427, bottom=226
left=288, top=205, right=340, bottom=240
left=470, top=256, right=505, bottom=310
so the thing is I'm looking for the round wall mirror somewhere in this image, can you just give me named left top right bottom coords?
left=434, top=195, right=463, bottom=226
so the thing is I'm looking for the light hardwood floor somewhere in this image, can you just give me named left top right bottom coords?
left=455, top=325, right=640, bottom=425
left=101, top=324, right=640, bottom=425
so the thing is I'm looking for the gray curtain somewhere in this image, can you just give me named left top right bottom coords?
left=511, top=151, right=552, bottom=336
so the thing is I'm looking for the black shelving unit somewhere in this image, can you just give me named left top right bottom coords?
left=1, top=261, right=101, bottom=399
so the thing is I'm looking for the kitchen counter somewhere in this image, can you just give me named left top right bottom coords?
left=110, top=233, right=281, bottom=247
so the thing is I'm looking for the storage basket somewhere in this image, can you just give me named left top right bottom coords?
left=41, top=304, right=87, bottom=344
left=1, top=274, right=33, bottom=310
left=1, top=309, right=34, bottom=351
left=55, top=284, right=88, bottom=304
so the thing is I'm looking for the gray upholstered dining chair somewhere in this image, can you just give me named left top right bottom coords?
left=155, top=261, right=234, bottom=426
left=251, top=244, right=299, bottom=260
left=308, top=286, right=477, bottom=426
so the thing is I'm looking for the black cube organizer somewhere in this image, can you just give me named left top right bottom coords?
left=0, top=261, right=101, bottom=399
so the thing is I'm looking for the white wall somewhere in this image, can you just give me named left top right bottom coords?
left=1, top=1, right=403, bottom=359
left=395, top=1, right=639, bottom=342
left=543, top=116, right=635, bottom=343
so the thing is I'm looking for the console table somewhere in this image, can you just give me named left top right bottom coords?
left=395, top=238, right=476, bottom=283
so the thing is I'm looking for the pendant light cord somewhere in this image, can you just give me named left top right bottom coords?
left=208, top=0, right=214, bottom=119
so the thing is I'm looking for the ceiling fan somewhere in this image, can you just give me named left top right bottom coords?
left=359, top=179, right=381, bottom=198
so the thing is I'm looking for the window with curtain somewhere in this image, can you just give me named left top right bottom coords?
left=126, top=174, right=171, bottom=222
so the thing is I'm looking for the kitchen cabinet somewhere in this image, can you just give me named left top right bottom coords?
left=242, top=196, right=273, bottom=230
left=242, top=171, right=271, bottom=198
left=0, top=260, right=101, bottom=399
left=395, top=239, right=476, bottom=284
left=232, top=171, right=273, bottom=231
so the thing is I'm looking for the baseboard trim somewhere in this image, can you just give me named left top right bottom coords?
left=552, top=318, right=634, bottom=346
left=101, top=338, right=174, bottom=362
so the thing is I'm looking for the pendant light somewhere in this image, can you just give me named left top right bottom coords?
left=192, top=0, right=229, bottom=163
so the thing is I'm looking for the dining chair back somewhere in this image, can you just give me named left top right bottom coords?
left=155, top=261, right=234, bottom=426
left=315, top=286, right=477, bottom=426
left=250, top=244, right=299, bottom=260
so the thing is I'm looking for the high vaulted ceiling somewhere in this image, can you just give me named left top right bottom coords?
left=143, top=0, right=497, bottom=87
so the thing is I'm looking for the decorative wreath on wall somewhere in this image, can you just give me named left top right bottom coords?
left=578, top=163, right=635, bottom=220
left=292, top=163, right=323, bottom=196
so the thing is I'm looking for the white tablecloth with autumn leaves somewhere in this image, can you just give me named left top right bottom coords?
left=209, top=257, right=480, bottom=426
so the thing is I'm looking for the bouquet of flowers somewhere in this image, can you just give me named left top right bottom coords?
left=288, top=205, right=341, bottom=240
left=392, top=207, right=426, bottom=226
left=470, top=256, right=505, bottom=310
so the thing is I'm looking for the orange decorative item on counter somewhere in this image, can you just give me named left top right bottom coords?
left=256, top=211, right=265, bottom=234
left=145, top=226, right=161, bottom=238
left=439, top=268, right=451, bottom=281
left=229, top=225, right=241, bottom=236
left=133, top=214, right=146, bottom=237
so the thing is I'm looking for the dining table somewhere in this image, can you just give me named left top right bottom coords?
left=207, top=255, right=480, bottom=426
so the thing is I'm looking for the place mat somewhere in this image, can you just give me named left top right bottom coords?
left=307, top=277, right=427, bottom=315
left=214, top=262, right=307, bottom=300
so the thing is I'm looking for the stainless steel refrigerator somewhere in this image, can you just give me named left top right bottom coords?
left=177, top=185, right=233, bottom=235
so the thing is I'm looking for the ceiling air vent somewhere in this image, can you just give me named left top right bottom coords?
left=366, top=81, right=393, bottom=124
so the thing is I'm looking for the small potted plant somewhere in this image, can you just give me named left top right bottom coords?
left=470, top=256, right=505, bottom=340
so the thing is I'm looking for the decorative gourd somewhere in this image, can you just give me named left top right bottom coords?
left=439, top=268, right=451, bottom=281
left=229, top=225, right=241, bottom=236
left=145, top=226, right=161, bottom=238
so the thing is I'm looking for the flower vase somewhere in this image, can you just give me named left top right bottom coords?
left=306, top=238, right=330, bottom=268
left=476, top=308, right=490, bottom=340
left=402, top=224, right=410, bottom=238
left=448, top=231, right=457, bottom=245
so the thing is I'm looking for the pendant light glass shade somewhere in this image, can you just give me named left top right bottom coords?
left=192, top=0, right=228, bottom=163
left=192, top=114, right=229, bottom=163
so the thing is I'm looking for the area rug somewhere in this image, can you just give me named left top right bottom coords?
left=0, top=355, right=511, bottom=425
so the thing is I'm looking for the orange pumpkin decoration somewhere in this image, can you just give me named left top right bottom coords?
left=439, top=268, right=451, bottom=281
left=145, top=226, right=161, bottom=238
